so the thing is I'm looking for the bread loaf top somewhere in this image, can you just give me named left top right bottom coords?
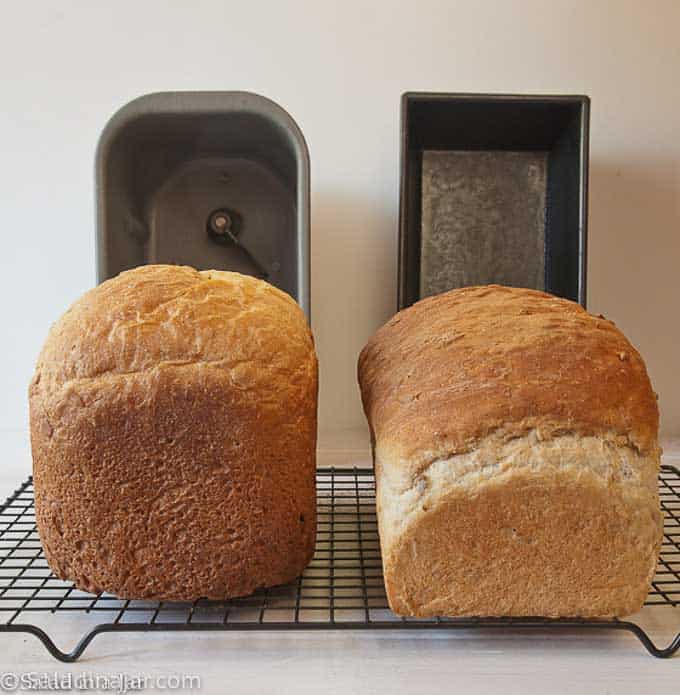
left=358, top=285, right=659, bottom=473
left=33, top=264, right=316, bottom=402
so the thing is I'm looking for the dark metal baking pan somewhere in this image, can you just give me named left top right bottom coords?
left=96, top=91, right=311, bottom=318
left=398, top=93, right=589, bottom=310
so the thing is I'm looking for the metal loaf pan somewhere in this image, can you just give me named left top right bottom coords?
left=96, top=91, right=311, bottom=318
left=399, top=92, right=589, bottom=310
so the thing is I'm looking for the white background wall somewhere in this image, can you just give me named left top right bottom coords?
left=1, top=0, right=679, bottom=461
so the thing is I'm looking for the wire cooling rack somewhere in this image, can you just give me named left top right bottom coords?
left=0, top=466, right=678, bottom=661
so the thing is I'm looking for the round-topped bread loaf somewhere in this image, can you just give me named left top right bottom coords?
left=30, top=264, right=318, bottom=600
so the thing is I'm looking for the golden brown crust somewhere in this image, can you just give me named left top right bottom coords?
left=30, top=265, right=317, bottom=600
left=358, top=285, right=662, bottom=618
left=358, top=285, right=659, bottom=472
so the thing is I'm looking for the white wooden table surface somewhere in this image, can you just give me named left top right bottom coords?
left=0, top=428, right=678, bottom=694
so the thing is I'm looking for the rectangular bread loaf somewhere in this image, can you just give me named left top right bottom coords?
left=358, top=285, right=662, bottom=618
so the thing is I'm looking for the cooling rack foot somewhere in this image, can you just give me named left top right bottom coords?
left=0, top=624, right=95, bottom=662
left=615, top=622, right=680, bottom=658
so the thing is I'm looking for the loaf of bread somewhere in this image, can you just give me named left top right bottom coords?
left=358, top=285, right=662, bottom=618
left=30, top=265, right=318, bottom=600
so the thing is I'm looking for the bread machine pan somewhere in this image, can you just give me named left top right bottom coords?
left=96, top=91, right=311, bottom=318
left=398, top=92, right=589, bottom=310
